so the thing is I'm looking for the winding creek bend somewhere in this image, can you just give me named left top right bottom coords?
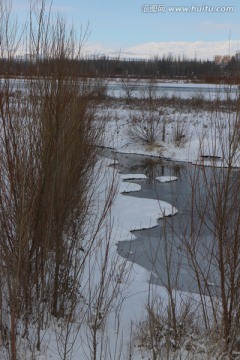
left=103, top=149, right=240, bottom=295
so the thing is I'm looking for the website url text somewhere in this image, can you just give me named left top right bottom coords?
left=141, top=5, right=234, bottom=13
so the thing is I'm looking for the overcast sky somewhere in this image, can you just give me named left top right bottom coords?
left=13, top=0, right=240, bottom=60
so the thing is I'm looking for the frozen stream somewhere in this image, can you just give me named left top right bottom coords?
left=103, top=149, right=239, bottom=295
left=6, top=78, right=239, bottom=100
left=107, top=79, right=240, bottom=100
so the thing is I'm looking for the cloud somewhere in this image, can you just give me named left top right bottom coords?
left=83, top=43, right=117, bottom=57
left=84, top=40, right=240, bottom=60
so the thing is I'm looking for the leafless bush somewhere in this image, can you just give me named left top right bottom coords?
left=173, top=118, right=188, bottom=148
left=127, top=109, right=166, bottom=145
left=120, top=77, right=140, bottom=101
left=0, top=1, right=117, bottom=359
left=83, top=224, right=132, bottom=360
left=143, top=78, right=158, bottom=102
left=134, top=295, right=199, bottom=360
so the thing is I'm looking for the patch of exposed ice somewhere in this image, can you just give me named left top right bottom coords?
left=113, top=187, right=178, bottom=242
left=156, top=176, right=178, bottom=183
left=120, top=181, right=141, bottom=193
left=120, top=173, right=147, bottom=180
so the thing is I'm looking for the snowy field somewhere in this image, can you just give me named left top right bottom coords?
left=2, top=81, right=239, bottom=359
left=102, top=100, right=240, bottom=168
left=31, top=163, right=182, bottom=360
left=28, top=157, right=214, bottom=360
left=37, top=88, right=240, bottom=359
left=95, top=92, right=240, bottom=358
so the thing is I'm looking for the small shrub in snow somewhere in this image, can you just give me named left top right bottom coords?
left=127, top=109, right=166, bottom=145
left=120, top=77, right=140, bottom=100
left=133, top=300, right=199, bottom=359
left=173, top=118, right=188, bottom=148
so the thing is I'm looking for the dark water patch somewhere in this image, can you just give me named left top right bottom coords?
left=102, top=149, right=238, bottom=295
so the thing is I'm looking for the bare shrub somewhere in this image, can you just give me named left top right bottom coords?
left=173, top=122, right=188, bottom=148
left=127, top=109, right=165, bottom=145
left=0, top=2, right=116, bottom=359
left=83, top=225, right=132, bottom=360
left=134, top=295, right=199, bottom=360
left=143, top=78, right=158, bottom=102
left=120, top=77, right=140, bottom=101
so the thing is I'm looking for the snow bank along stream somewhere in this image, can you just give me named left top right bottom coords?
left=105, top=150, right=228, bottom=295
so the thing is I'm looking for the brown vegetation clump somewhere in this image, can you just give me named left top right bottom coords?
left=0, top=1, right=118, bottom=358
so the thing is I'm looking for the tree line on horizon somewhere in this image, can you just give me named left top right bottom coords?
left=1, top=54, right=240, bottom=83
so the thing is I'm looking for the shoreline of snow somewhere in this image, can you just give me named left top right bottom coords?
left=102, top=101, right=240, bottom=169
left=103, top=140, right=240, bottom=169
left=113, top=171, right=178, bottom=242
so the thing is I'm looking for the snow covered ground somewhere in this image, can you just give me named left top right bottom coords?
left=114, top=173, right=178, bottom=240
left=102, top=100, right=240, bottom=167
left=9, top=84, right=240, bottom=359
left=34, top=164, right=181, bottom=360
left=51, top=92, right=239, bottom=359
left=95, top=96, right=240, bottom=358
